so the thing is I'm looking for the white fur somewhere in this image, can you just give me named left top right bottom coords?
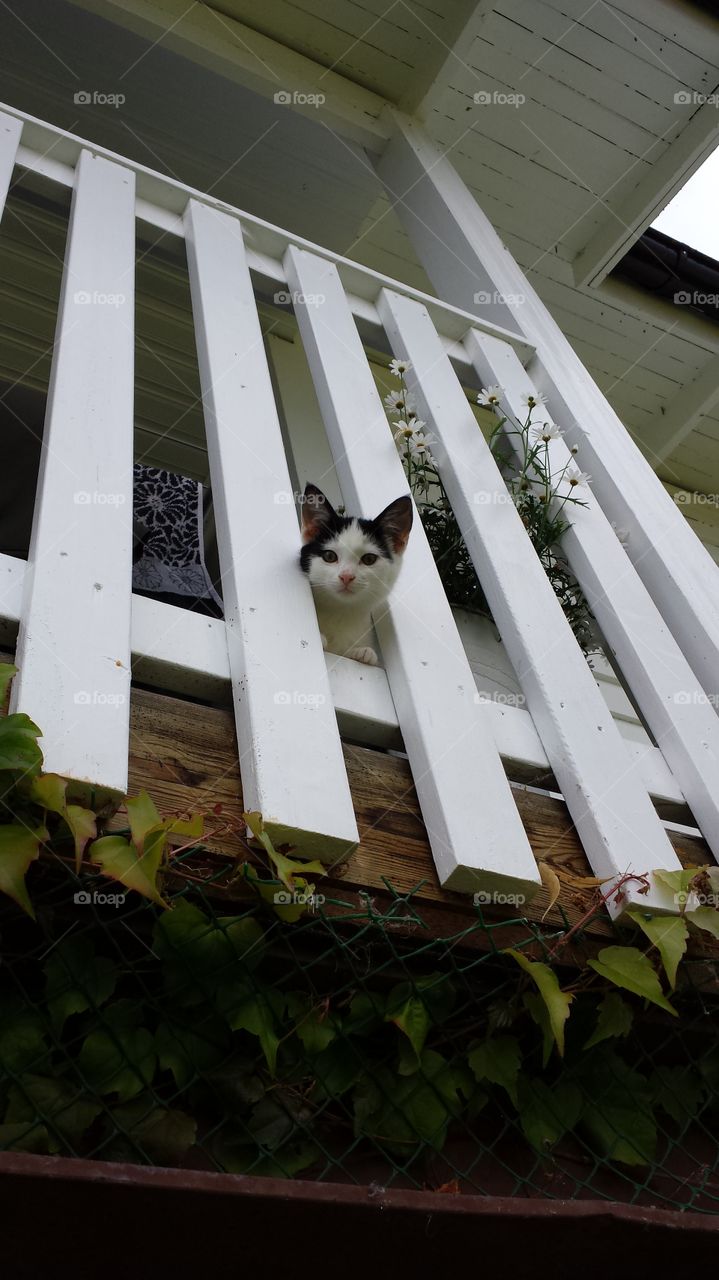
left=306, top=520, right=404, bottom=664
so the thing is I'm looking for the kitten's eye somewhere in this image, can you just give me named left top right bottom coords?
left=360, top=553, right=378, bottom=566
left=322, top=550, right=338, bottom=563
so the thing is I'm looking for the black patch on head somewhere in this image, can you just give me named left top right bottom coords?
left=298, top=484, right=412, bottom=572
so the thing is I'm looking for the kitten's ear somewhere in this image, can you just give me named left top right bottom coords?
left=301, top=483, right=338, bottom=542
left=373, top=495, right=413, bottom=555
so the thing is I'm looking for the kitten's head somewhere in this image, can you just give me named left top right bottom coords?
left=299, top=483, right=412, bottom=605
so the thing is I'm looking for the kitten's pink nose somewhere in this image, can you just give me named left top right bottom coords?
left=338, top=570, right=355, bottom=586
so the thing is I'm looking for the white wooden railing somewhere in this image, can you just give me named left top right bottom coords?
left=1, top=103, right=719, bottom=915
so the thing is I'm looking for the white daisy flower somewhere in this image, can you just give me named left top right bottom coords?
left=520, top=391, right=548, bottom=408
left=566, top=467, right=591, bottom=489
left=406, top=416, right=427, bottom=432
left=389, top=358, right=411, bottom=376
left=408, top=432, right=436, bottom=462
left=384, top=390, right=416, bottom=415
left=394, top=424, right=416, bottom=442
left=477, top=385, right=504, bottom=407
left=531, top=422, right=563, bottom=443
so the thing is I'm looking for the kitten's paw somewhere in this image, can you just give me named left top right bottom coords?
left=347, top=646, right=379, bottom=666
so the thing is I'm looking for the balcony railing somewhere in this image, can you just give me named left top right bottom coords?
left=1, top=102, right=718, bottom=917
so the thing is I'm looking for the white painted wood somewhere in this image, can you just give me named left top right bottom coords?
left=183, top=198, right=358, bottom=861
left=0, top=111, right=21, bottom=217
left=377, top=112, right=719, bottom=703
left=648, top=353, right=719, bottom=466
left=464, top=327, right=719, bottom=864
left=284, top=243, right=540, bottom=897
left=9, top=150, right=135, bottom=795
left=378, top=286, right=682, bottom=911
left=65, top=0, right=390, bottom=150
left=573, top=101, right=719, bottom=287
left=0, top=550, right=689, bottom=806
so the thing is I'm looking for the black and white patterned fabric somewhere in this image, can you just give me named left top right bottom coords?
left=132, top=463, right=223, bottom=612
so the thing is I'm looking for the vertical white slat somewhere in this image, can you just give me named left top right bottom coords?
left=465, top=328, right=719, bottom=864
left=284, top=244, right=540, bottom=899
left=377, top=287, right=682, bottom=913
left=183, top=200, right=358, bottom=862
left=0, top=112, right=21, bottom=218
left=10, top=150, right=135, bottom=796
left=376, top=114, right=719, bottom=699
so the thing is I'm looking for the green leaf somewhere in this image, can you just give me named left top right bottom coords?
left=344, top=992, right=385, bottom=1037
left=5, top=1075, right=101, bottom=1153
left=0, top=1002, right=49, bottom=1074
left=226, top=988, right=285, bottom=1075
left=0, top=1121, right=49, bottom=1153
left=653, top=868, right=699, bottom=901
left=588, top=946, right=677, bottom=1016
left=0, top=822, right=45, bottom=917
left=385, top=993, right=430, bottom=1061
left=523, top=992, right=553, bottom=1067
left=648, top=1066, right=705, bottom=1126
left=0, top=662, right=17, bottom=705
left=44, top=936, right=117, bottom=1032
left=584, top=992, right=634, bottom=1050
left=78, top=1004, right=156, bottom=1102
left=90, top=834, right=167, bottom=907
left=687, top=907, right=719, bottom=941
left=243, top=811, right=325, bottom=890
left=29, top=775, right=96, bottom=870
left=627, top=913, right=688, bottom=989
left=517, top=1076, right=582, bottom=1150
left=155, top=902, right=265, bottom=1006
left=468, top=1035, right=521, bottom=1106
left=505, top=950, right=573, bottom=1056
left=311, top=1040, right=362, bottom=1101
left=126, top=790, right=162, bottom=852
left=287, top=993, right=337, bottom=1055
left=353, top=1051, right=468, bottom=1153
left=247, top=1096, right=304, bottom=1151
left=110, top=1099, right=196, bottom=1163
left=213, top=1127, right=318, bottom=1178
left=576, top=1050, right=656, bottom=1166
left=155, top=1015, right=230, bottom=1090
left=0, top=713, right=43, bottom=774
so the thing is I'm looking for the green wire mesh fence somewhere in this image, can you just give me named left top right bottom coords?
left=1, top=848, right=718, bottom=1213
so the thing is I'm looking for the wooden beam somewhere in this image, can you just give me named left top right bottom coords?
left=126, top=683, right=711, bottom=939
left=375, top=112, right=719, bottom=700
left=64, top=0, right=390, bottom=151
left=644, top=352, right=719, bottom=467
left=573, top=98, right=719, bottom=288
left=400, top=0, right=495, bottom=115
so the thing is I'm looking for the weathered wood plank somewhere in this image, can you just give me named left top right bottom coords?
left=127, top=685, right=711, bottom=939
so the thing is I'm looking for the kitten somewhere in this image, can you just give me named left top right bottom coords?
left=300, top=483, right=413, bottom=665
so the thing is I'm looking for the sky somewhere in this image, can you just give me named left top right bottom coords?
left=652, top=144, right=719, bottom=259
